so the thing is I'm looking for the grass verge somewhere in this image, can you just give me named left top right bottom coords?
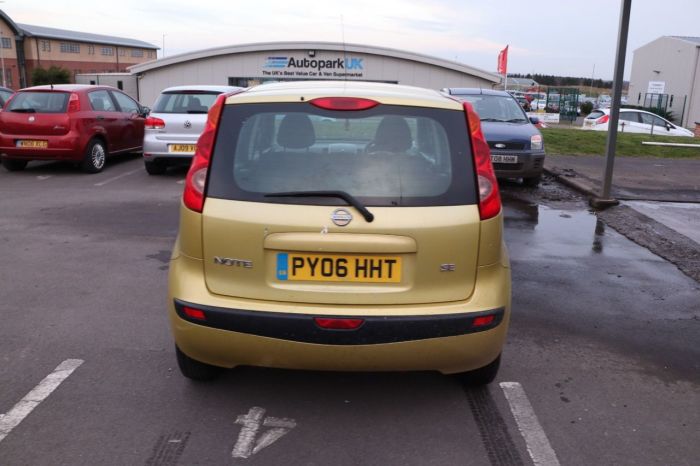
left=541, top=127, right=700, bottom=158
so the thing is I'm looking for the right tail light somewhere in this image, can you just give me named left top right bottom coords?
left=463, top=101, right=501, bottom=221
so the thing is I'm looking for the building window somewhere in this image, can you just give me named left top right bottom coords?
left=119, top=48, right=126, bottom=57
left=131, top=49, right=144, bottom=58
left=60, top=42, right=80, bottom=53
left=40, top=40, right=51, bottom=52
left=147, top=50, right=155, bottom=59
left=101, top=47, right=114, bottom=56
left=88, top=45, right=95, bottom=55
left=3, top=69, right=12, bottom=87
left=1, top=37, right=11, bottom=49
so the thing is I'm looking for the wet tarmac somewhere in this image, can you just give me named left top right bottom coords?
left=500, top=181, right=700, bottom=382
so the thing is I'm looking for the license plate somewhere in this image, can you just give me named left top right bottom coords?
left=276, top=253, right=402, bottom=283
left=17, top=140, right=48, bottom=148
left=491, top=154, right=518, bottom=163
left=168, top=144, right=197, bottom=153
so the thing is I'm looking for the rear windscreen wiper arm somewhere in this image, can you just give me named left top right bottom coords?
left=265, top=190, right=374, bottom=223
left=10, top=108, right=36, bottom=113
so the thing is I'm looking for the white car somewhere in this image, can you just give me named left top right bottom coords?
left=582, top=108, right=694, bottom=137
left=142, top=85, right=243, bottom=174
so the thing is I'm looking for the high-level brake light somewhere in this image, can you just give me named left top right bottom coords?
left=309, top=97, right=379, bottom=111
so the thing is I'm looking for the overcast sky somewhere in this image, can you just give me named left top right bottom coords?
left=4, top=0, right=699, bottom=80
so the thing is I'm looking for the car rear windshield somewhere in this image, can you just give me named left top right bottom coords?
left=207, top=102, right=478, bottom=207
left=587, top=110, right=605, bottom=119
left=6, top=92, right=69, bottom=113
left=153, top=91, right=222, bottom=114
left=456, top=94, right=528, bottom=123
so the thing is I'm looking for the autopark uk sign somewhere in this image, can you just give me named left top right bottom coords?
left=262, top=55, right=365, bottom=79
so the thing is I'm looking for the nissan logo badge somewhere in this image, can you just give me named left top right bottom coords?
left=331, top=208, right=352, bottom=227
left=494, top=143, right=506, bottom=149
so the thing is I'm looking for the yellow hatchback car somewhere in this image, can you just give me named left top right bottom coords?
left=168, top=81, right=511, bottom=384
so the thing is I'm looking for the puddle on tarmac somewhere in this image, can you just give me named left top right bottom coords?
left=502, top=199, right=666, bottom=263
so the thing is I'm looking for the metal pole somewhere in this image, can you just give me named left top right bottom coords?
left=589, top=63, right=595, bottom=98
left=0, top=31, right=6, bottom=88
left=599, top=0, right=632, bottom=203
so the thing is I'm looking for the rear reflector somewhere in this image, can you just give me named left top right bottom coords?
left=314, top=317, right=365, bottom=330
left=309, top=97, right=379, bottom=111
left=472, top=315, right=495, bottom=327
left=183, top=306, right=206, bottom=320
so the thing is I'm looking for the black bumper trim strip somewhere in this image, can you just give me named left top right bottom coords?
left=174, top=299, right=505, bottom=345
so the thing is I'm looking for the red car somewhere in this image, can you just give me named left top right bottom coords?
left=0, top=84, right=147, bottom=173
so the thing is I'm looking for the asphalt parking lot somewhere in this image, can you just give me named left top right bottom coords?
left=0, top=157, right=698, bottom=466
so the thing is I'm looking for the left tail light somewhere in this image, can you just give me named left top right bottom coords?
left=183, top=89, right=244, bottom=212
left=463, top=102, right=501, bottom=220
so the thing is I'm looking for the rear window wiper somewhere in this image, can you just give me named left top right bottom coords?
left=186, top=110, right=208, bottom=114
left=505, top=118, right=527, bottom=123
left=10, top=108, right=37, bottom=113
left=480, top=118, right=506, bottom=122
left=265, top=190, right=374, bottom=223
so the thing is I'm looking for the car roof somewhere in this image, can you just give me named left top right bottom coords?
left=160, top=85, right=243, bottom=93
left=19, top=84, right=116, bottom=92
left=227, top=80, right=462, bottom=110
left=443, top=88, right=511, bottom=97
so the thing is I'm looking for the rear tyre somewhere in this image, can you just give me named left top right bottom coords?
left=175, top=345, right=222, bottom=381
left=144, top=159, right=167, bottom=175
left=454, top=354, right=501, bottom=386
left=81, top=139, right=108, bottom=173
left=2, top=159, right=28, bottom=172
left=523, top=174, right=541, bottom=187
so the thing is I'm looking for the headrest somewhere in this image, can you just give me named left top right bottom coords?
left=372, top=116, right=412, bottom=152
left=277, top=114, right=316, bottom=149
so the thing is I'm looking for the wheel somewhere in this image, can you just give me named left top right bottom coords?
left=2, top=159, right=28, bottom=172
left=144, top=159, right=167, bottom=175
left=523, top=174, right=541, bottom=187
left=454, top=354, right=501, bottom=386
left=175, top=345, right=222, bottom=381
left=81, top=139, right=107, bottom=173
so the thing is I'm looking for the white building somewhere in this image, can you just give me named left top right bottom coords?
left=628, top=36, right=700, bottom=128
left=129, top=41, right=501, bottom=107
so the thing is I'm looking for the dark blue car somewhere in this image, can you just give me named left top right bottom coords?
left=443, top=88, right=545, bottom=186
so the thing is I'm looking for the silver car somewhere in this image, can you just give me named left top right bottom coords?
left=143, top=85, right=242, bottom=174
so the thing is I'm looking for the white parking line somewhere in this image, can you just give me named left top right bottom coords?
left=176, top=179, right=185, bottom=185
left=36, top=175, right=52, bottom=180
left=0, top=359, right=84, bottom=444
left=94, top=168, right=141, bottom=187
left=500, top=382, right=561, bottom=466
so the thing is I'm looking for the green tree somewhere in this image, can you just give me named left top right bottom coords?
left=31, top=66, right=71, bottom=86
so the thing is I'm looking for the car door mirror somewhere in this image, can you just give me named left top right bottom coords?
left=529, top=116, right=540, bottom=125
left=139, top=106, right=151, bottom=117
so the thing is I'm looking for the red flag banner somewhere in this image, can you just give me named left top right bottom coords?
left=497, top=45, right=508, bottom=75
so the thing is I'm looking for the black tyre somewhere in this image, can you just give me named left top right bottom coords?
left=81, top=139, right=108, bottom=173
left=454, top=354, right=501, bottom=386
left=2, top=159, right=28, bottom=172
left=175, top=345, right=222, bottom=381
left=523, top=174, right=541, bottom=187
left=144, top=159, right=167, bottom=175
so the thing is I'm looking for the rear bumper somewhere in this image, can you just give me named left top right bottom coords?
left=0, top=133, right=83, bottom=161
left=168, top=253, right=511, bottom=374
left=493, top=151, right=546, bottom=179
left=143, top=133, right=196, bottom=162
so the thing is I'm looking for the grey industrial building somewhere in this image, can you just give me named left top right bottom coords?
left=129, top=41, right=501, bottom=107
left=628, top=36, right=700, bottom=128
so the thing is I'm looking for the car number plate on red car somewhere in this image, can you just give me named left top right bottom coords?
left=276, top=252, right=402, bottom=283
left=491, top=154, right=518, bottom=163
left=169, top=144, right=197, bottom=153
left=17, top=140, right=48, bottom=149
